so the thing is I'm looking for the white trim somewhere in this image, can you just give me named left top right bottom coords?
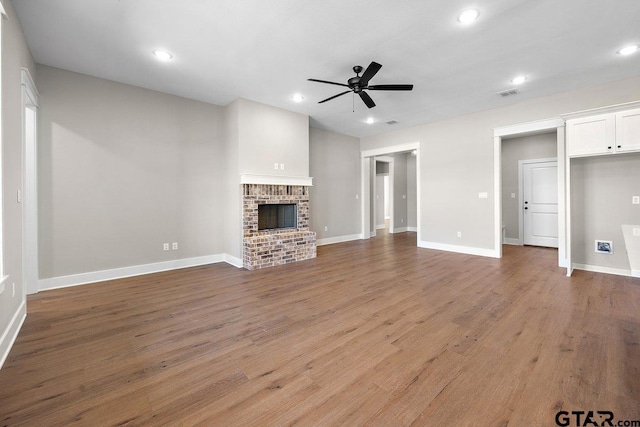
left=0, top=301, right=26, bottom=370
left=503, top=238, right=522, bottom=246
left=361, top=157, right=371, bottom=239
left=0, top=2, right=6, bottom=17
left=418, top=240, right=499, bottom=258
left=374, top=156, right=395, bottom=234
left=572, top=263, right=633, bottom=278
left=394, top=227, right=410, bottom=233
left=317, top=233, right=363, bottom=246
left=361, top=142, right=420, bottom=158
left=0, top=3, right=4, bottom=279
left=223, top=254, right=243, bottom=268
left=240, top=174, right=313, bottom=186
left=22, top=69, right=39, bottom=295
left=407, top=227, right=417, bottom=232
left=38, top=254, right=236, bottom=291
left=493, top=136, right=503, bottom=259
left=376, top=224, right=386, bottom=230
left=561, top=100, right=640, bottom=120
left=494, top=118, right=564, bottom=138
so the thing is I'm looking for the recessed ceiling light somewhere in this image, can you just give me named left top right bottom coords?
left=511, top=75, right=527, bottom=85
left=366, top=117, right=375, bottom=124
left=617, top=45, right=639, bottom=56
left=291, top=93, right=304, bottom=103
left=458, top=9, right=480, bottom=24
left=152, top=50, right=173, bottom=61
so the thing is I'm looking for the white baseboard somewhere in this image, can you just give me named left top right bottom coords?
left=317, top=233, right=363, bottom=246
left=38, top=253, right=241, bottom=291
left=0, top=300, right=26, bottom=370
left=224, top=254, right=243, bottom=268
left=394, top=227, right=408, bottom=233
left=418, top=240, right=499, bottom=258
left=572, top=263, right=633, bottom=278
left=503, top=238, right=522, bottom=246
left=376, top=224, right=386, bottom=230
left=407, top=227, right=417, bottom=232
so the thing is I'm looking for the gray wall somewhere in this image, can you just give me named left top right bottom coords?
left=1, top=0, right=37, bottom=353
left=571, top=153, right=640, bottom=270
left=37, top=65, right=225, bottom=278
left=407, top=154, right=417, bottom=229
left=309, top=127, right=360, bottom=241
left=501, top=132, right=557, bottom=240
left=361, top=75, right=640, bottom=250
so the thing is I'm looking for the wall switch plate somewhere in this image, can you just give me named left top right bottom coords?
left=457, top=231, right=462, bottom=238
left=172, top=242, right=178, bottom=250
left=17, top=190, right=22, bottom=203
left=324, top=226, right=328, bottom=231
left=163, top=243, right=169, bottom=251
left=634, top=228, right=640, bottom=236
left=403, top=195, right=406, bottom=199
left=633, top=196, right=640, bottom=205
left=355, top=194, right=359, bottom=199
left=274, top=163, right=279, bottom=170
left=479, top=192, right=488, bottom=199
left=400, top=218, right=404, bottom=223
left=511, top=193, right=516, bottom=199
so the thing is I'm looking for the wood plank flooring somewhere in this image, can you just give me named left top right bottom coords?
left=1, top=231, right=639, bottom=426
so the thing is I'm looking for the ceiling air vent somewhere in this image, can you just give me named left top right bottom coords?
left=386, top=120, right=399, bottom=125
left=497, top=88, right=520, bottom=97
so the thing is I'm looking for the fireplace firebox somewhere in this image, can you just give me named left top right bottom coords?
left=258, top=204, right=297, bottom=230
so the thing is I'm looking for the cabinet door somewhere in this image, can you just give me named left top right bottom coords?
left=615, top=108, right=640, bottom=153
left=566, top=114, right=615, bottom=157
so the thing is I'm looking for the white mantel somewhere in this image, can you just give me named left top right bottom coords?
left=240, top=174, right=313, bottom=186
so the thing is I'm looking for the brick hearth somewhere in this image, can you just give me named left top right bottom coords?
left=242, top=184, right=316, bottom=270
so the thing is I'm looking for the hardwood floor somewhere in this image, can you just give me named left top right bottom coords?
left=1, top=232, right=639, bottom=426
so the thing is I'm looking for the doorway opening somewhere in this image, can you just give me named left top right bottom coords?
left=494, top=118, right=567, bottom=268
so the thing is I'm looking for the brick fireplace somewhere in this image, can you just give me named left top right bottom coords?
left=242, top=183, right=316, bottom=270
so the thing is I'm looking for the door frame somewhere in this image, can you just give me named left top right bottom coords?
left=373, top=156, right=394, bottom=235
left=493, top=118, right=566, bottom=267
left=519, top=158, right=558, bottom=247
left=361, top=142, right=420, bottom=242
left=22, top=68, right=39, bottom=295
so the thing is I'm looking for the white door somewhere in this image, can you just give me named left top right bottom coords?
left=523, top=161, right=558, bottom=248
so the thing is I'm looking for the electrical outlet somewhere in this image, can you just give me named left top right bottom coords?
left=17, top=190, right=22, bottom=203
left=478, top=192, right=488, bottom=199
left=633, top=196, right=640, bottom=205
left=163, top=243, right=169, bottom=251
left=355, top=194, right=359, bottom=199
left=280, top=163, right=285, bottom=170
left=324, top=226, right=328, bottom=231
left=402, top=195, right=406, bottom=199
left=172, top=242, right=178, bottom=250
left=400, top=218, right=404, bottom=223
left=457, top=231, right=462, bottom=238
left=274, top=163, right=279, bottom=170
left=511, top=193, right=516, bottom=199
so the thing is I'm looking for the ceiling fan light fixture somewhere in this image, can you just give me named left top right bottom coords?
left=617, top=45, right=639, bottom=56
left=291, top=93, right=304, bottom=103
left=366, top=117, right=375, bottom=124
left=458, top=9, right=480, bottom=24
left=152, top=49, right=173, bottom=61
left=511, top=75, right=527, bottom=85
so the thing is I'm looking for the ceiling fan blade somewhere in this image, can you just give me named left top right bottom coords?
left=308, top=78, right=350, bottom=88
left=359, top=62, right=382, bottom=86
left=359, top=91, right=376, bottom=108
left=318, top=90, right=352, bottom=104
left=367, top=84, right=414, bottom=91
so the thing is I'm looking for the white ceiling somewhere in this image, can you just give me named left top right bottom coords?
left=13, top=0, right=640, bottom=137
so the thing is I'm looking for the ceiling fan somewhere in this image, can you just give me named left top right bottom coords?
left=308, top=61, right=413, bottom=109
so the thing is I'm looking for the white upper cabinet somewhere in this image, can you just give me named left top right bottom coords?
left=566, top=106, right=640, bottom=157
left=566, top=113, right=615, bottom=156
left=615, top=108, right=640, bottom=153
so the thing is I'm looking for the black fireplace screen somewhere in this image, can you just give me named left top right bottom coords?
left=258, top=204, right=297, bottom=230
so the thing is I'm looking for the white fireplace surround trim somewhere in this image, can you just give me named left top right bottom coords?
left=240, top=174, right=313, bottom=186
